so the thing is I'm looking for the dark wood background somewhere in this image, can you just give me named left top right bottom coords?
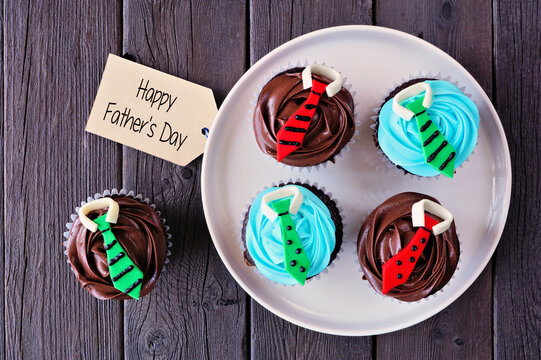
left=2, top=0, right=539, bottom=359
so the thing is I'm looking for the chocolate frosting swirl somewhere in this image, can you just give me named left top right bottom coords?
left=253, top=67, right=355, bottom=166
left=357, top=192, right=459, bottom=302
left=66, top=196, right=166, bottom=300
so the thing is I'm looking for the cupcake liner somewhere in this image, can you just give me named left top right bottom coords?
left=353, top=191, right=463, bottom=305
left=249, top=60, right=361, bottom=173
left=63, top=188, right=173, bottom=276
left=353, top=242, right=462, bottom=306
left=370, top=72, right=480, bottom=180
left=238, top=178, right=345, bottom=287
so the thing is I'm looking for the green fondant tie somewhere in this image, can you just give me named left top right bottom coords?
left=270, top=198, right=311, bottom=285
left=406, top=97, right=456, bottom=178
left=94, top=214, right=144, bottom=299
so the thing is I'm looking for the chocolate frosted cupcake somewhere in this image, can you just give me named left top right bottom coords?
left=241, top=182, right=342, bottom=285
left=253, top=64, right=355, bottom=167
left=357, top=192, right=459, bottom=302
left=64, top=190, right=169, bottom=300
left=375, top=78, right=479, bottom=178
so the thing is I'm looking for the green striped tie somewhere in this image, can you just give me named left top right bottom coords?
left=406, top=97, right=456, bottom=178
left=270, top=198, right=311, bottom=285
left=94, top=213, right=144, bottom=299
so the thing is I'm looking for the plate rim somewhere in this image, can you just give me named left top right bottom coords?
left=201, top=25, right=512, bottom=336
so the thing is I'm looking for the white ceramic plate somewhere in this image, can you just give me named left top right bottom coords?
left=201, top=26, right=511, bottom=336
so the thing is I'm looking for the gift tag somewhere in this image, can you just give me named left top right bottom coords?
left=86, top=54, right=217, bottom=166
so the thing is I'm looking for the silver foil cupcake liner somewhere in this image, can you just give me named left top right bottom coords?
left=238, top=178, right=345, bottom=287
left=63, top=188, right=173, bottom=275
left=369, top=72, right=479, bottom=180
left=353, top=190, right=463, bottom=305
left=249, top=60, right=361, bottom=173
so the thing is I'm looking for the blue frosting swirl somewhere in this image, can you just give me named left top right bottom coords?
left=245, top=185, right=336, bottom=285
left=378, top=80, right=479, bottom=177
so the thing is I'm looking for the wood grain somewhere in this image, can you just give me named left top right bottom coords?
left=3, top=0, right=123, bottom=358
left=493, top=0, right=541, bottom=358
left=250, top=0, right=372, bottom=63
left=249, top=1, right=373, bottom=359
left=0, top=0, right=4, bottom=358
left=0, top=1, right=536, bottom=358
left=0, top=1, right=6, bottom=360
left=375, top=1, right=493, bottom=359
left=251, top=308, right=373, bottom=360
left=377, top=0, right=493, bottom=94
left=122, top=1, right=248, bottom=358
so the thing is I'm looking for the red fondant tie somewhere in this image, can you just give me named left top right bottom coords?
left=382, top=214, right=440, bottom=294
left=275, top=79, right=328, bottom=162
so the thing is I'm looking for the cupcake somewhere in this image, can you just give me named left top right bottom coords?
left=241, top=182, right=343, bottom=285
left=375, top=79, right=479, bottom=178
left=64, top=192, right=168, bottom=300
left=357, top=192, right=459, bottom=302
left=253, top=64, right=355, bottom=167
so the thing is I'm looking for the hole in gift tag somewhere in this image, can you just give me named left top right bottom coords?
left=201, top=127, right=209, bottom=138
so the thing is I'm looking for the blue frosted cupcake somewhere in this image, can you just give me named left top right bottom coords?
left=241, top=182, right=342, bottom=285
left=375, top=79, right=479, bottom=178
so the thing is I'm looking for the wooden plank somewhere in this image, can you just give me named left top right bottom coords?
left=251, top=308, right=373, bottom=360
left=122, top=1, right=247, bottom=358
left=493, top=0, right=541, bottom=358
left=375, top=1, right=493, bottom=359
left=249, top=1, right=373, bottom=358
left=0, top=0, right=4, bottom=358
left=3, top=0, right=123, bottom=358
left=250, top=0, right=372, bottom=64
left=377, top=0, right=493, bottom=94
left=375, top=269, right=492, bottom=359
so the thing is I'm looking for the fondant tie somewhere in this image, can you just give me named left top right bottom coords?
left=381, top=199, right=453, bottom=294
left=276, top=65, right=343, bottom=162
left=392, top=82, right=456, bottom=178
left=392, top=81, right=433, bottom=120
left=261, top=187, right=311, bottom=285
left=79, top=198, right=144, bottom=299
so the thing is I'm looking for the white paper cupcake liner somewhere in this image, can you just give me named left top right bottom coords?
left=63, top=188, right=173, bottom=276
left=370, top=72, right=479, bottom=180
left=249, top=60, right=361, bottom=173
left=238, top=178, right=345, bottom=287
left=353, top=190, right=463, bottom=305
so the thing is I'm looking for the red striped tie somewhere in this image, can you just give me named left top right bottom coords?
left=276, top=79, right=328, bottom=162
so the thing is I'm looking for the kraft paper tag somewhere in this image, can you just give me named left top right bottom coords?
left=86, top=54, right=217, bottom=166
